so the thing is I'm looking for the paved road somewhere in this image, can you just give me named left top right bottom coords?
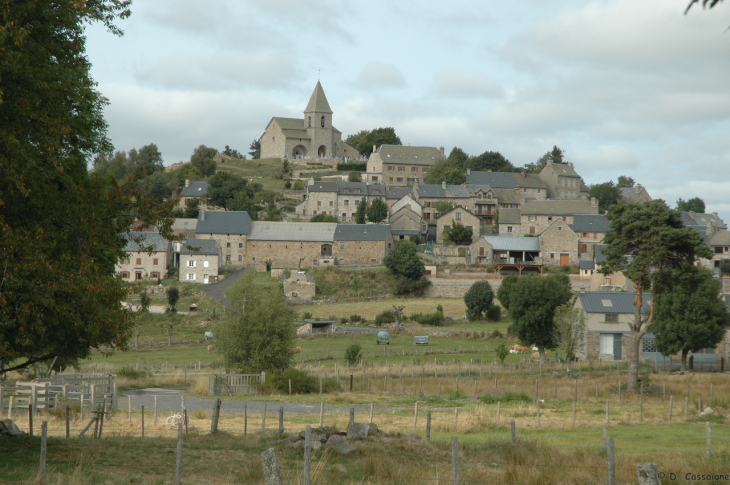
left=122, top=388, right=379, bottom=416
left=201, top=269, right=245, bottom=306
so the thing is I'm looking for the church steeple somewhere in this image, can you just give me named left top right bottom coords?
left=304, top=81, right=332, bottom=114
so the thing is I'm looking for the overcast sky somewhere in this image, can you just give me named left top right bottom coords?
left=86, top=0, right=730, bottom=215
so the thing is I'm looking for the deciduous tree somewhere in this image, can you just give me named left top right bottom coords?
left=366, top=198, right=388, bottom=223
left=345, top=127, right=402, bottom=157
left=248, top=139, right=261, bottom=159
left=497, top=274, right=519, bottom=311
left=207, top=172, right=256, bottom=211
left=355, top=197, right=367, bottom=224
left=443, top=222, right=473, bottom=245
left=464, top=281, right=495, bottom=321
left=589, top=181, right=622, bottom=214
left=190, top=145, right=218, bottom=176
left=676, top=197, right=706, bottom=213
left=467, top=151, right=515, bottom=173
left=384, top=240, right=425, bottom=281
left=616, top=175, right=635, bottom=188
left=552, top=305, right=586, bottom=374
left=599, top=200, right=712, bottom=390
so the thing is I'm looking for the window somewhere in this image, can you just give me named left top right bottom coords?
left=308, top=116, right=311, bottom=127
left=372, top=176, right=378, bottom=181
left=317, top=201, right=321, bottom=206
left=135, top=258, right=141, bottom=265
left=563, top=216, right=567, bottom=221
left=355, top=200, right=360, bottom=206
left=226, top=242, right=231, bottom=248
left=507, top=226, right=513, bottom=233
left=329, top=201, right=333, bottom=206
left=547, top=216, right=553, bottom=222
left=313, top=211, right=317, bottom=215
left=389, top=177, right=393, bottom=182
left=582, top=232, right=588, bottom=237
left=530, top=216, right=536, bottom=222
left=121, top=271, right=129, bottom=278
left=605, top=313, right=619, bottom=323
left=151, top=272, right=159, bottom=278
left=422, top=168, right=428, bottom=173
left=135, top=272, right=142, bottom=280
left=603, top=277, right=612, bottom=285
left=411, top=167, right=418, bottom=172
left=716, top=247, right=724, bottom=254
left=388, top=166, right=393, bottom=171
left=558, top=226, right=562, bottom=231
left=396, top=177, right=403, bottom=182
left=342, top=213, right=346, bottom=219
left=152, top=258, right=158, bottom=265
left=238, top=255, right=242, bottom=261
left=321, top=116, right=325, bottom=127
left=340, top=243, right=346, bottom=249
left=203, top=261, right=209, bottom=268
left=187, top=260, right=196, bottom=267
left=478, top=193, right=482, bottom=199
left=398, top=166, right=404, bottom=172
left=187, top=273, right=195, bottom=280
left=351, top=213, right=356, bottom=218
left=239, top=243, right=243, bottom=248
left=225, top=255, right=231, bottom=263
left=550, top=252, right=555, bottom=259
left=642, top=338, right=656, bottom=353
left=455, top=213, right=462, bottom=221
left=593, top=232, right=598, bottom=238
left=344, top=188, right=349, bottom=193
left=425, top=213, right=431, bottom=220
left=487, top=193, right=492, bottom=199
left=529, top=226, right=536, bottom=235
left=479, top=247, right=485, bottom=256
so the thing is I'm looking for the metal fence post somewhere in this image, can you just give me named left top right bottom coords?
left=452, top=436, right=460, bottom=485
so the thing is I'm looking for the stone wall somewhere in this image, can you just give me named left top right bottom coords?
left=284, top=279, right=315, bottom=300
left=117, top=250, right=170, bottom=282
left=195, top=233, right=246, bottom=268
left=436, top=209, right=480, bottom=244
left=246, top=238, right=390, bottom=268
left=260, top=121, right=286, bottom=159
left=539, top=220, right=579, bottom=266
left=424, top=283, right=475, bottom=298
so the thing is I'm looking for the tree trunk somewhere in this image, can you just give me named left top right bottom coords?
left=627, top=332, right=641, bottom=391
left=566, top=358, right=572, bottom=375
left=681, top=350, right=688, bottom=371
left=538, top=346, right=546, bottom=363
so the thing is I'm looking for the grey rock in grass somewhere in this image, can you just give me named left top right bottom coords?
left=0, top=419, right=25, bottom=437
left=326, top=434, right=347, bottom=447
left=347, top=422, right=370, bottom=440
left=636, top=463, right=661, bottom=485
left=333, top=442, right=356, bottom=455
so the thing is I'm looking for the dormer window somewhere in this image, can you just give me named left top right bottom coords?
left=487, top=194, right=492, bottom=199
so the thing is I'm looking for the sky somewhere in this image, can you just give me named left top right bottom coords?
left=85, top=0, right=730, bottom=215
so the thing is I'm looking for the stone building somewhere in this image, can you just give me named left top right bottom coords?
left=518, top=199, right=599, bottom=236
left=116, top=232, right=172, bottom=282
left=194, top=210, right=252, bottom=268
left=295, top=181, right=409, bottom=222
left=467, top=170, right=548, bottom=200
left=435, top=206, right=480, bottom=245
left=259, top=81, right=358, bottom=160
left=366, top=145, right=445, bottom=185
left=416, top=181, right=501, bottom=226
left=498, top=208, right=522, bottom=236
left=469, top=235, right=540, bottom=268
left=179, top=239, right=221, bottom=284
left=333, top=224, right=393, bottom=265
left=538, top=219, right=579, bottom=266
left=283, top=272, right=316, bottom=300
left=389, top=205, right=426, bottom=240
left=537, top=160, right=589, bottom=200
left=619, top=185, right=652, bottom=203
left=570, top=214, right=610, bottom=260
left=177, top=180, right=210, bottom=211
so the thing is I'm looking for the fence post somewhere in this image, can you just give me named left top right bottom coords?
left=174, top=422, right=183, bottom=485
left=40, top=421, right=47, bottom=484
left=154, top=396, right=158, bottom=426
left=319, top=401, right=324, bottom=428
left=28, top=402, right=33, bottom=437
left=605, top=400, right=609, bottom=423
left=684, top=397, right=689, bottom=419
left=454, top=408, right=459, bottom=430
left=510, top=419, right=516, bottom=443
left=141, top=405, right=145, bottom=438
left=304, top=425, right=312, bottom=485
left=278, top=407, right=284, bottom=437
left=288, top=380, right=292, bottom=396
left=572, top=401, right=576, bottom=428
left=706, top=422, right=712, bottom=458
left=426, top=411, right=431, bottom=442
left=66, top=405, right=70, bottom=439
left=113, top=382, right=118, bottom=411
left=210, top=398, right=221, bottom=434
left=536, top=400, right=540, bottom=427
left=349, top=408, right=355, bottom=428
left=369, top=403, right=374, bottom=424
left=603, top=423, right=608, bottom=448
left=262, top=403, right=267, bottom=431
left=607, top=436, right=615, bottom=485
left=452, top=436, right=460, bottom=485
left=413, top=402, right=419, bottom=429
left=128, top=395, right=132, bottom=421
left=244, top=402, right=248, bottom=440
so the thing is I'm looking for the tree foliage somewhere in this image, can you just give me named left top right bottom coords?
left=443, top=222, right=473, bottom=245
left=0, top=1, right=185, bottom=374
left=222, top=145, right=245, bottom=159
left=190, top=145, right=218, bottom=176
left=435, top=201, right=455, bottom=214
left=348, top=171, right=362, bottom=182
left=216, top=273, right=296, bottom=374
left=523, top=145, right=565, bottom=173
left=310, top=214, right=338, bottom=223
left=384, top=240, right=425, bottom=281
left=344, top=344, right=363, bottom=366
left=345, top=127, right=402, bottom=157
left=653, top=266, right=730, bottom=370
left=424, top=150, right=464, bottom=185
left=464, top=281, right=495, bottom=321
left=355, top=197, right=367, bottom=224
left=206, top=171, right=258, bottom=211
left=467, top=151, right=516, bottom=173
left=676, top=197, right=706, bottom=213
left=166, top=287, right=180, bottom=312
left=367, top=198, right=389, bottom=223
left=599, top=200, right=712, bottom=389
left=552, top=305, right=586, bottom=374
left=497, top=274, right=519, bottom=311
left=248, top=139, right=261, bottom=159
left=589, top=181, right=622, bottom=214
left=616, top=175, right=635, bottom=188
left=508, top=275, right=572, bottom=361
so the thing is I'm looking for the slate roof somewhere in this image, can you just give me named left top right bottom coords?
left=417, top=183, right=493, bottom=199
left=522, top=200, right=597, bottom=216
left=493, top=189, right=522, bottom=205
left=480, top=235, right=540, bottom=252
left=544, top=162, right=580, bottom=177
left=392, top=229, right=420, bottom=236
left=195, top=211, right=252, bottom=235
left=248, top=222, right=336, bottom=241
left=123, top=232, right=169, bottom=252
left=682, top=211, right=727, bottom=230
left=571, top=214, right=610, bottom=233
left=710, top=231, right=730, bottom=246
left=579, top=260, right=595, bottom=270
left=385, top=187, right=413, bottom=199
left=467, top=171, right=518, bottom=188
left=304, top=81, right=333, bottom=114
left=334, top=224, right=390, bottom=241
left=514, top=172, right=547, bottom=189
left=305, top=181, right=400, bottom=198
left=375, top=145, right=444, bottom=165
left=179, top=239, right=219, bottom=255
left=180, top=181, right=209, bottom=197
left=619, top=187, right=640, bottom=202
left=499, top=208, right=522, bottom=224
left=577, top=291, right=650, bottom=314
left=307, top=181, right=339, bottom=193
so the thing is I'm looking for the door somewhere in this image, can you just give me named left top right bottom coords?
left=203, top=274, right=209, bottom=284
left=599, top=334, right=613, bottom=356
left=613, top=334, right=622, bottom=360
left=321, top=244, right=332, bottom=257
left=560, top=253, right=569, bottom=265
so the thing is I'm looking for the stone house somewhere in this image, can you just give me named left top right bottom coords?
left=366, top=145, right=445, bottom=185
left=171, top=218, right=198, bottom=240
left=573, top=291, right=650, bottom=361
left=284, top=272, right=316, bottom=300
left=570, top=214, right=610, bottom=260
left=538, top=219, right=579, bottom=266
left=333, top=224, right=393, bottom=265
left=390, top=193, right=421, bottom=215
left=579, top=260, right=596, bottom=277
left=384, top=187, right=415, bottom=210
left=537, top=160, right=589, bottom=200
left=259, top=81, right=358, bottom=160
left=389, top=205, right=426, bottom=241
left=116, top=232, right=172, bottom=282
left=194, top=210, right=253, bottom=268
left=296, top=320, right=336, bottom=336
left=518, top=199, right=599, bottom=236
left=179, top=238, right=221, bottom=284
left=590, top=246, right=634, bottom=291
left=435, top=206, right=480, bottom=245
left=681, top=211, right=730, bottom=275
left=295, top=181, right=409, bottom=222
left=177, top=180, right=210, bottom=211
left=619, top=185, right=652, bottom=203
left=416, top=181, right=500, bottom=226
left=469, top=235, right=540, bottom=267
left=498, top=208, right=522, bottom=236
left=467, top=170, right=548, bottom=200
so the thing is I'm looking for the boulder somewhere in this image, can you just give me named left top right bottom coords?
left=0, top=419, right=25, bottom=437
left=332, top=442, right=356, bottom=455
left=700, top=407, right=715, bottom=417
left=367, top=423, right=380, bottom=437
left=347, top=422, right=370, bottom=440
left=326, top=434, right=348, bottom=447
left=298, top=430, right=327, bottom=442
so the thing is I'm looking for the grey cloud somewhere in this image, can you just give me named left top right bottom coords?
left=354, top=62, right=407, bottom=90
left=429, top=70, right=503, bottom=99
left=145, top=0, right=227, bottom=35
left=247, top=0, right=355, bottom=43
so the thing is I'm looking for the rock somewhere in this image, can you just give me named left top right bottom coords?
left=260, top=448, right=285, bottom=485
left=292, top=440, right=304, bottom=449
left=312, top=441, right=322, bottom=451
left=367, top=423, right=380, bottom=437
left=298, top=430, right=327, bottom=442
left=0, top=419, right=25, bottom=437
left=700, top=407, right=715, bottom=417
left=402, top=434, right=421, bottom=441
left=326, top=434, right=347, bottom=447
left=332, top=442, right=356, bottom=455
left=636, top=463, right=661, bottom=485
left=347, top=422, right=370, bottom=440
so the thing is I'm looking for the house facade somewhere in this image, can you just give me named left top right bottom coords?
left=435, top=206, right=480, bottom=244
left=177, top=180, right=210, bottom=211
left=366, top=145, right=445, bottom=185
left=571, top=214, right=610, bottom=260
left=518, top=199, right=599, bottom=236
left=469, top=235, right=540, bottom=266
left=116, top=232, right=172, bottom=282
left=538, top=219, right=580, bottom=266
left=295, top=181, right=409, bottom=222
left=416, top=181, right=501, bottom=226
left=538, top=161, right=589, bottom=200
left=194, top=210, right=252, bottom=267
left=179, top=239, right=221, bottom=284
left=620, top=185, right=652, bottom=203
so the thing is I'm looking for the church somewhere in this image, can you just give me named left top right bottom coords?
left=259, top=82, right=359, bottom=160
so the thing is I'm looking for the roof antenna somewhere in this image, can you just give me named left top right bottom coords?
left=318, top=68, right=320, bottom=81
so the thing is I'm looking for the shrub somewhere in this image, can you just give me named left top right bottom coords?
left=489, top=330, right=503, bottom=339
left=284, top=181, right=292, bottom=189
left=321, top=378, right=341, bottom=393
left=375, top=310, right=395, bottom=326
left=486, top=305, right=501, bottom=322
left=479, top=390, right=532, bottom=404
left=271, top=368, right=316, bottom=394
left=409, top=234, right=421, bottom=245
left=116, top=366, right=146, bottom=379
left=340, top=317, right=348, bottom=324
left=337, top=162, right=367, bottom=171
left=349, top=314, right=362, bottom=323
left=447, top=391, right=468, bottom=401
left=302, top=312, right=313, bottom=320
left=464, top=280, right=495, bottom=321
left=495, top=343, right=509, bottom=364
left=410, top=311, right=444, bottom=326
left=344, top=344, right=362, bottom=366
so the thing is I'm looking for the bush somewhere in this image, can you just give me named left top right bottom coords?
left=464, top=280, right=495, bottom=321
left=479, top=390, right=532, bottom=404
left=302, top=312, right=313, bottom=320
left=340, top=317, right=348, bottom=324
left=409, top=234, right=421, bottom=245
left=344, top=344, right=362, bottom=366
left=495, top=343, right=509, bottom=364
left=349, top=314, right=362, bottom=322
left=486, top=305, right=501, bottom=322
left=489, top=330, right=503, bottom=339
left=337, top=162, right=367, bottom=171
left=271, top=368, right=317, bottom=394
left=375, top=310, right=395, bottom=326
left=116, top=366, right=146, bottom=379
left=284, top=181, right=292, bottom=189
left=410, top=311, right=444, bottom=326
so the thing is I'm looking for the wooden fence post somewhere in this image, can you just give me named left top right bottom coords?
left=510, top=419, right=516, bottom=443
left=426, top=411, right=431, bottom=442
left=210, top=398, right=221, bottom=434
left=605, top=400, right=609, bottom=423
left=40, top=421, right=47, bottom=484
left=536, top=400, right=540, bottom=428
left=244, top=402, right=248, bottom=440
left=304, top=426, right=312, bottom=485
left=369, top=403, right=374, bottom=424
left=668, top=395, right=673, bottom=421
left=319, top=401, right=324, bottom=428
left=413, top=402, right=419, bottom=429
left=454, top=408, right=459, bottom=430
left=154, top=396, right=158, bottom=426
left=141, top=405, right=145, bottom=438
left=66, top=405, right=70, bottom=439
left=174, top=422, right=183, bottom=485
left=572, top=401, right=576, bottom=428
left=278, top=406, right=284, bottom=437
left=452, top=436, right=460, bottom=485
left=706, top=422, right=712, bottom=458
left=607, top=436, right=615, bottom=485
left=262, top=403, right=267, bottom=431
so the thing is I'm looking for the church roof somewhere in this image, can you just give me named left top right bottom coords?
left=304, top=81, right=333, bottom=114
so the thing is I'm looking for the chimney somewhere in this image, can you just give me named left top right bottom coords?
left=689, top=210, right=695, bottom=218
left=547, top=159, right=553, bottom=166
left=200, top=210, right=205, bottom=221
left=590, top=197, right=598, bottom=207
left=439, top=147, right=445, bottom=156
left=707, top=223, right=713, bottom=236
left=185, top=179, right=191, bottom=187
left=568, top=162, right=574, bottom=169
left=521, top=170, right=525, bottom=177
left=467, top=169, right=471, bottom=175
left=713, top=212, right=718, bottom=218
left=308, top=179, right=314, bottom=186
left=373, top=144, right=377, bottom=154
left=442, top=181, right=447, bottom=189
left=413, top=178, right=419, bottom=190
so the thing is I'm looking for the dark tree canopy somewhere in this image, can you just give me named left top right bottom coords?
left=508, top=275, right=572, bottom=360
left=447, top=147, right=470, bottom=169
left=589, top=181, right=622, bottom=214
left=384, top=240, right=425, bottom=281
left=310, top=214, right=338, bottom=223
left=443, top=222, right=473, bottom=245
left=355, top=197, right=367, bottom=224
left=345, top=127, right=402, bottom=157
left=0, top=0, right=180, bottom=374
left=190, top=145, right=218, bottom=176
left=496, top=274, right=519, bottom=311
left=653, top=266, right=730, bottom=370
left=616, top=175, right=635, bottom=188
left=207, top=171, right=257, bottom=211
left=676, top=197, right=706, bottom=213
left=523, top=145, right=565, bottom=173
left=423, top=157, right=465, bottom=185
left=93, top=143, right=164, bottom=183
left=222, top=145, right=245, bottom=159
left=467, top=151, right=516, bottom=173
left=348, top=171, right=362, bottom=182
left=464, top=281, right=495, bottom=321
left=367, top=198, right=389, bottom=223
left=248, top=139, right=261, bottom=159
